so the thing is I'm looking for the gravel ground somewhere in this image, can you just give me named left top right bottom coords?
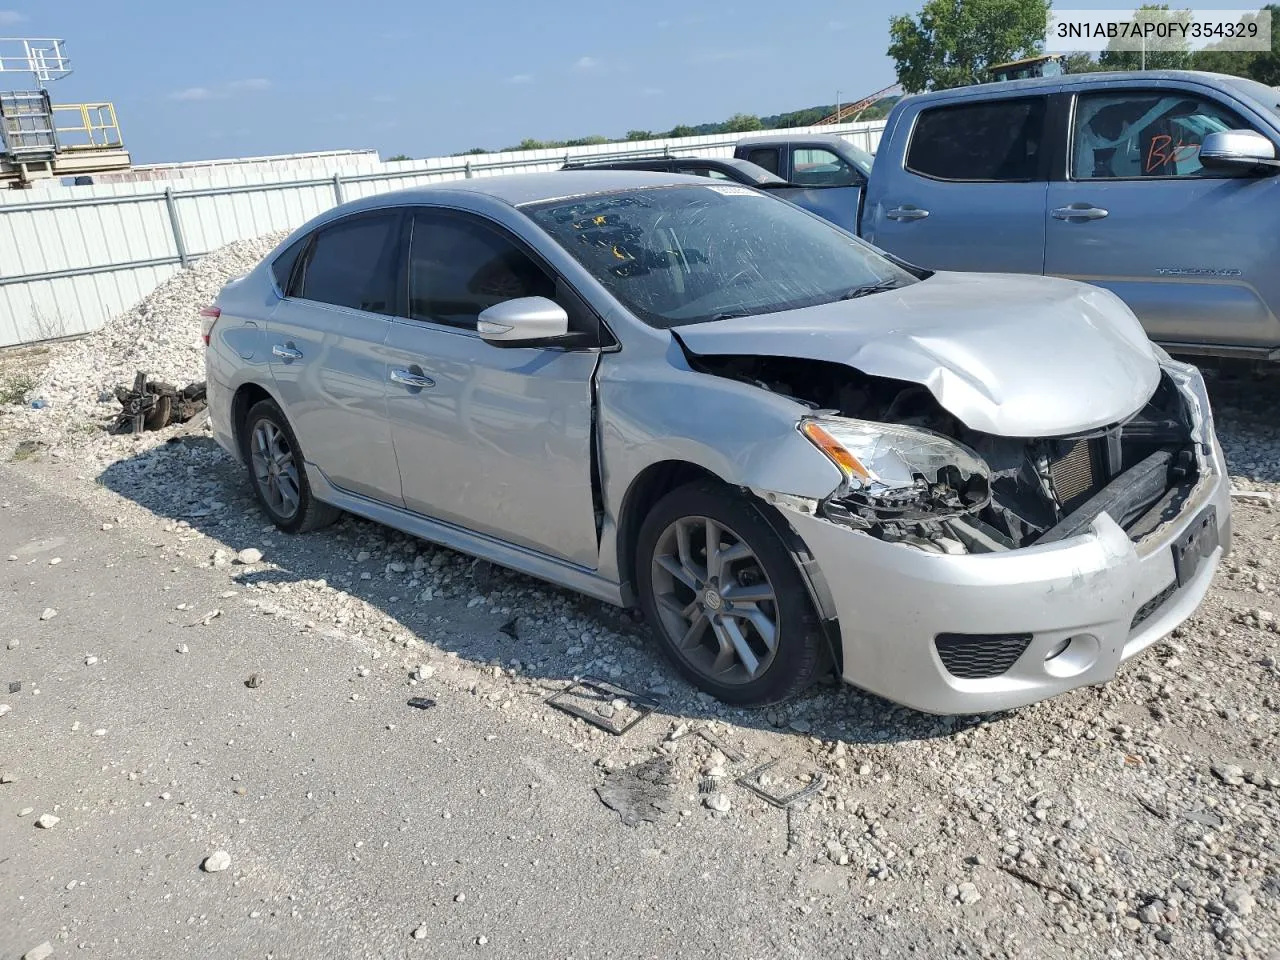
left=1, top=247, right=1278, bottom=958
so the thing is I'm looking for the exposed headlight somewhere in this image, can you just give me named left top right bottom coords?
left=799, top=416, right=991, bottom=522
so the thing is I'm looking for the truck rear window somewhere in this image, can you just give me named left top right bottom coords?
left=906, top=97, right=1047, bottom=182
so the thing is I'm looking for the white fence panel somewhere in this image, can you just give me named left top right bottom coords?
left=0, top=120, right=886, bottom=348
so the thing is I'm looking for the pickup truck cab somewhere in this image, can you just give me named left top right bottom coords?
left=733, top=134, right=873, bottom=234
left=862, top=71, right=1280, bottom=360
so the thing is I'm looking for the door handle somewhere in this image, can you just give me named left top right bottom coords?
left=271, top=344, right=303, bottom=361
left=389, top=368, right=435, bottom=390
left=886, top=205, right=930, bottom=222
left=1052, top=204, right=1109, bottom=221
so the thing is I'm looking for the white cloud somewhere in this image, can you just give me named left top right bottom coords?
left=226, top=77, right=271, bottom=93
left=508, top=73, right=533, bottom=84
left=169, top=86, right=218, bottom=102
left=0, top=10, right=27, bottom=24
left=641, top=87, right=663, bottom=96
left=169, top=78, right=271, bottom=101
left=574, top=56, right=599, bottom=70
left=691, top=49, right=762, bottom=63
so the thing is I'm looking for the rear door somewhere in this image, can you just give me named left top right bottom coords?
left=864, top=96, right=1050, bottom=273
left=267, top=209, right=405, bottom=504
left=382, top=208, right=601, bottom=567
left=1045, top=82, right=1280, bottom=350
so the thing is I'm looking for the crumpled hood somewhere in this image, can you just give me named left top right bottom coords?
left=674, top=271, right=1161, bottom=437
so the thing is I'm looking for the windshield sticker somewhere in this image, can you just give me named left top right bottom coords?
left=705, top=185, right=760, bottom=197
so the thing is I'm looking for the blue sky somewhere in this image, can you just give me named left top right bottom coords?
left=6, top=0, right=1263, bottom=164
left=9, top=0, right=924, bottom=163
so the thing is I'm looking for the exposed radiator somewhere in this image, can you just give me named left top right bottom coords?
left=1048, top=438, right=1106, bottom=513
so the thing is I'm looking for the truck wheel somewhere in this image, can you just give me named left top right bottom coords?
left=635, top=481, right=825, bottom=706
left=242, top=399, right=338, bottom=534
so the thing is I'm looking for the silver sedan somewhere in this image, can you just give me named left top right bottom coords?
left=204, top=171, right=1230, bottom=714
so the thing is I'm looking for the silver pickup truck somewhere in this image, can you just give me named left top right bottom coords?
left=737, top=72, right=1280, bottom=361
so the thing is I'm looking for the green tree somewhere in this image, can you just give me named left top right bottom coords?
left=722, top=113, right=763, bottom=132
left=1063, top=52, right=1103, bottom=74
left=888, top=0, right=1051, bottom=92
left=666, top=124, right=696, bottom=138
left=1194, top=5, right=1280, bottom=83
left=386, top=153, right=411, bottom=161
left=1096, top=4, right=1193, bottom=71
left=625, top=129, right=654, bottom=140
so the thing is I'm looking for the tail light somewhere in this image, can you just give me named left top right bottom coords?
left=200, top=306, right=221, bottom=346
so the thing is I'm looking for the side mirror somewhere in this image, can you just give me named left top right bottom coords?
left=477, top=296, right=578, bottom=348
left=1200, top=130, right=1280, bottom=173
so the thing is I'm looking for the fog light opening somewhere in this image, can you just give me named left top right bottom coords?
left=1042, top=633, right=1100, bottom=679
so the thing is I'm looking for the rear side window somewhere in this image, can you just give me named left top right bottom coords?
left=745, top=147, right=780, bottom=175
left=296, top=211, right=402, bottom=315
left=271, top=235, right=309, bottom=292
left=906, top=98, right=1048, bottom=181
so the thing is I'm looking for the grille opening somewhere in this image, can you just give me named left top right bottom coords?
left=1131, top=581, right=1178, bottom=632
left=1048, top=438, right=1107, bottom=513
left=935, top=633, right=1032, bottom=680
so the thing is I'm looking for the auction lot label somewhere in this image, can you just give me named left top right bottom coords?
left=1047, top=8, right=1272, bottom=52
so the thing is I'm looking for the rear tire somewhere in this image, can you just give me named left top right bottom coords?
left=635, top=481, right=825, bottom=706
left=242, top=399, right=339, bottom=534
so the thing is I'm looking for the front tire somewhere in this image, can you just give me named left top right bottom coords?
left=635, top=482, right=825, bottom=706
left=242, top=399, right=338, bottom=534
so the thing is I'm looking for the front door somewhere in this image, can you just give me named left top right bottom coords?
left=865, top=95, right=1049, bottom=274
left=383, top=208, right=600, bottom=567
left=770, top=144, right=864, bottom=234
left=267, top=209, right=405, bottom=504
left=1045, top=86, right=1280, bottom=350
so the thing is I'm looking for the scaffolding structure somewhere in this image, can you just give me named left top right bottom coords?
left=0, top=38, right=130, bottom=186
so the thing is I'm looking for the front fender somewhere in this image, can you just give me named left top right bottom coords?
left=594, top=353, right=844, bottom=584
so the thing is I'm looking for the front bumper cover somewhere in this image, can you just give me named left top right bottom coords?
left=781, top=371, right=1231, bottom=716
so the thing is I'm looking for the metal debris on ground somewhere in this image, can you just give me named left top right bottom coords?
left=695, top=725, right=747, bottom=764
left=8, top=680, right=20, bottom=693
left=112, top=370, right=208, bottom=434
left=545, top=677, right=659, bottom=736
left=595, top=756, right=679, bottom=827
left=735, top=758, right=827, bottom=809
left=407, top=697, right=438, bottom=710
left=244, top=673, right=263, bottom=689
left=697, top=778, right=718, bottom=795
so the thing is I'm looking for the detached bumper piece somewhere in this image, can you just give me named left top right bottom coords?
left=934, top=632, right=1032, bottom=680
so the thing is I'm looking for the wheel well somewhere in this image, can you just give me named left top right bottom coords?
left=616, top=460, right=720, bottom=600
left=230, top=382, right=273, bottom=459
left=616, top=459, right=845, bottom=676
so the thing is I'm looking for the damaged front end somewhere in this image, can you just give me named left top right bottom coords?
left=695, top=354, right=1205, bottom=555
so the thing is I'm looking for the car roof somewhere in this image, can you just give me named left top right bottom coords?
left=331, top=170, right=718, bottom=213
left=906, top=69, right=1246, bottom=103
left=735, top=133, right=851, bottom=147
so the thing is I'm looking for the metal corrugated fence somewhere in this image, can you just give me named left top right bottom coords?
left=0, top=120, right=886, bottom=348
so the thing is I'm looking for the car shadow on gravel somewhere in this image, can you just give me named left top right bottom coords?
left=1203, top=366, right=1280, bottom=486
left=96, top=434, right=1000, bottom=748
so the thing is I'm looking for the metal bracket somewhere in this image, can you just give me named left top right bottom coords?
left=734, top=759, right=826, bottom=809
left=546, top=676, right=659, bottom=736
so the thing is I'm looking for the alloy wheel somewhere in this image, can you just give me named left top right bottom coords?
left=250, top=418, right=301, bottom=520
left=649, top=515, right=780, bottom=685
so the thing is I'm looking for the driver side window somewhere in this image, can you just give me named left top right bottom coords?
left=408, top=211, right=556, bottom=330
left=1072, top=91, right=1254, bottom=179
left=789, top=147, right=858, bottom=187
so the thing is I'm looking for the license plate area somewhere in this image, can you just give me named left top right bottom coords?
left=1172, top=505, right=1219, bottom=587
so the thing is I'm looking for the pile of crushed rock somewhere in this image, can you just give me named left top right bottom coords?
left=24, top=231, right=288, bottom=438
